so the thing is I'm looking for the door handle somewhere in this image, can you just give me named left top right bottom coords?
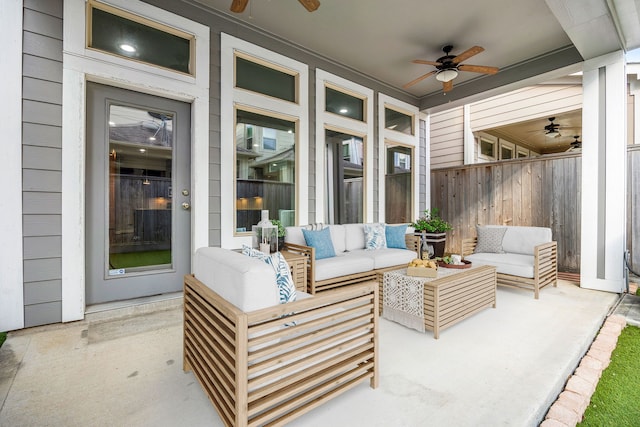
left=181, top=202, right=191, bottom=210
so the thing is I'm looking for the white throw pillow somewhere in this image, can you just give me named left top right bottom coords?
left=364, top=223, right=387, bottom=250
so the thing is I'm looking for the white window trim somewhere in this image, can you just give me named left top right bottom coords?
left=378, top=94, right=419, bottom=224
left=62, top=0, right=210, bottom=322
left=517, top=147, right=529, bottom=158
left=316, top=69, right=374, bottom=223
left=0, top=0, right=24, bottom=331
left=220, top=33, right=309, bottom=248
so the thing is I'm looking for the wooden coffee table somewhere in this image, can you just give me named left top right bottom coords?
left=379, top=265, right=497, bottom=339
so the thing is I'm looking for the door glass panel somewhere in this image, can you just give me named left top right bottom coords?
left=326, top=129, right=363, bottom=224
left=108, top=105, right=173, bottom=273
left=235, top=110, right=296, bottom=233
left=385, top=145, right=412, bottom=223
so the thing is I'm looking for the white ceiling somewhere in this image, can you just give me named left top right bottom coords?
left=192, top=0, right=639, bottom=109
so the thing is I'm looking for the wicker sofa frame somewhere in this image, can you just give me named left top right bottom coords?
left=461, top=237, right=558, bottom=299
left=183, top=274, right=379, bottom=427
left=283, top=234, right=420, bottom=294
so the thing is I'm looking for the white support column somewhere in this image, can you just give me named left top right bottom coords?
left=463, top=104, right=475, bottom=165
left=0, top=0, right=25, bottom=331
left=580, top=51, right=626, bottom=293
left=421, top=112, right=431, bottom=211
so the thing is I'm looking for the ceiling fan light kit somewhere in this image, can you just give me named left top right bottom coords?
left=435, top=69, right=458, bottom=82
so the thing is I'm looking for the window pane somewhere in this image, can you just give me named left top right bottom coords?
left=325, top=87, right=364, bottom=121
left=385, top=145, right=412, bottom=223
left=326, top=129, right=363, bottom=224
left=480, top=139, right=495, bottom=157
left=90, top=6, right=191, bottom=74
left=385, top=108, right=413, bottom=135
left=108, top=105, right=173, bottom=271
left=236, top=56, right=296, bottom=102
left=236, top=111, right=296, bottom=233
left=501, top=145, right=513, bottom=160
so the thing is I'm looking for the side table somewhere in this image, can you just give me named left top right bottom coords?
left=280, top=250, right=308, bottom=293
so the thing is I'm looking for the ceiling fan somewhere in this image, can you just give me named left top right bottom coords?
left=230, top=0, right=320, bottom=13
left=403, top=45, right=499, bottom=92
left=542, top=117, right=580, bottom=138
left=570, top=135, right=582, bottom=148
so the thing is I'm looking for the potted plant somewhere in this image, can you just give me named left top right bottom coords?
left=271, top=219, right=286, bottom=251
left=410, top=208, right=452, bottom=259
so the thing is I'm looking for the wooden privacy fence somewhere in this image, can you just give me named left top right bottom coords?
left=431, top=146, right=640, bottom=274
left=431, top=152, right=582, bottom=273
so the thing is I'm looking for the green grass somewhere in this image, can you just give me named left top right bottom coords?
left=0, top=332, right=6, bottom=348
left=110, top=250, right=171, bottom=268
left=578, top=326, right=640, bottom=426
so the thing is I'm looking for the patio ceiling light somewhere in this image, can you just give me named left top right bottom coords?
left=435, top=69, right=458, bottom=83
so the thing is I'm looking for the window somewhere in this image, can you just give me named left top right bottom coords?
left=385, top=107, right=414, bottom=135
left=500, top=141, right=515, bottom=160
left=517, top=148, right=529, bottom=158
left=236, top=110, right=295, bottom=231
left=479, top=136, right=497, bottom=160
left=235, top=55, right=296, bottom=102
left=325, top=86, right=365, bottom=121
left=385, top=145, right=413, bottom=223
left=316, top=70, right=373, bottom=223
left=378, top=94, right=419, bottom=224
left=221, top=33, right=309, bottom=248
left=88, top=2, right=193, bottom=74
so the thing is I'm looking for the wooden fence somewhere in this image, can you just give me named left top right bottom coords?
left=431, top=146, right=640, bottom=274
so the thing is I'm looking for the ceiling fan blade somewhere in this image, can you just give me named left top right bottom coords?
left=403, top=70, right=437, bottom=89
left=443, top=80, right=453, bottom=92
left=452, top=46, right=484, bottom=64
left=230, top=0, right=249, bottom=12
left=298, top=0, right=320, bottom=11
left=458, top=64, right=499, bottom=74
left=412, top=59, right=442, bottom=66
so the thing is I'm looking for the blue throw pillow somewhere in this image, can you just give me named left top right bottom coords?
left=301, top=227, right=336, bottom=260
left=386, top=224, right=408, bottom=249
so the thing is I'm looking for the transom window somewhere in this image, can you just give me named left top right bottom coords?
left=385, top=107, right=414, bottom=135
left=325, top=86, right=365, bottom=121
left=88, top=1, right=193, bottom=75
left=235, top=55, right=297, bottom=102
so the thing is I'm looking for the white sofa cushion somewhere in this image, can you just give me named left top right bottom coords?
left=465, top=252, right=535, bottom=278
left=284, top=226, right=306, bottom=246
left=194, top=247, right=279, bottom=311
left=502, top=226, right=552, bottom=255
left=350, top=248, right=416, bottom=270
left=314, top=253, right=375, bottom=281
left=328, top=225, right=346, bottom=253
left=344, top=224, right=366, bottom=251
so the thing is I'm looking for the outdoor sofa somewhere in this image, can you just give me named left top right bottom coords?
left=283, top=223, right=420, bottom=294
left=462, top=225, right=558, bottom=299
left=183, top=247, right=378, bottom=427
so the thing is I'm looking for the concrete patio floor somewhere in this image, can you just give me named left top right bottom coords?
left=0, top=280, right=628, bottom=427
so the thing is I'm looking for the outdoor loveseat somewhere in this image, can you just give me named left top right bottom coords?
left=462, top=225, right=558, bottom=299
left=183, top=247, right=379, bottom=427
left=283, top=223, right=420, bottom=294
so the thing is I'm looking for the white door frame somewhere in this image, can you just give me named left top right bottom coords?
left=61, top=0, right=210, bottom=321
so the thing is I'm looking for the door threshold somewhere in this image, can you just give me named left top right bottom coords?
left=85, top=292, right=183, bottom=323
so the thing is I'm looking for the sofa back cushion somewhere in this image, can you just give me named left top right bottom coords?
left=193, top=247, right=279, bottom=312
left=501, top=226, right=552, bottom=255
left=328, top=225, right=346, bottom=253
left=344, top=224, right=366, bottom=251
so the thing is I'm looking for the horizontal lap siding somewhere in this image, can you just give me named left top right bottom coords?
left=430, top=107, right=464, bottom=169
left=22, top=0, right=64, bottom=327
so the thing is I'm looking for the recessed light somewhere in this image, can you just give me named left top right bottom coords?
left=149, top=137, right=156, bottom=141
left=119, top=43, right=136, bottom=53
left=339, top=108, right=348, bottom=114
left=139, top=148, right=146, bottom=153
